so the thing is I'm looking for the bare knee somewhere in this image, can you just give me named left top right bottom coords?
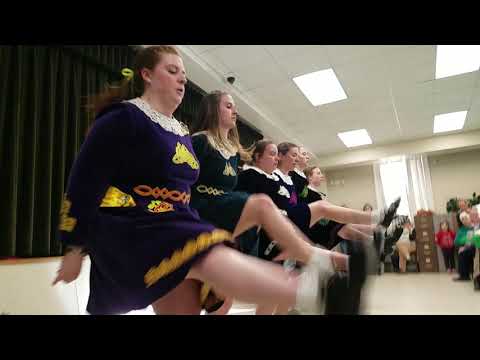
left=245, top=194, right=276, bottom=220
left=310, top=200, right=329, bottom=217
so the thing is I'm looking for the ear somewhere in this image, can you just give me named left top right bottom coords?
left=140, top=68, right=152, bottom=84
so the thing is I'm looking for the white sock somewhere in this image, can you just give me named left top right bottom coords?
left=295, top=249, right=334, bottom=314
left=309, top=248, right=335, bottom=276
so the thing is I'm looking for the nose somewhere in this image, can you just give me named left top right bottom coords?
left=179, top=73, right=187, bottom=84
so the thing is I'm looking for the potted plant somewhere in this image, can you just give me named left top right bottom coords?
left=468, top=192, right=480, bottom=207
left=446, top=198, right=459, bottom=213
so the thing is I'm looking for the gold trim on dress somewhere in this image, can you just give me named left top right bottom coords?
left=59, top=195, right=77, bottom=232
left=172, top=142, right=199, bottom=170
left=100, top=186, right=136, bottom=207
left=147, top=200, right=174, bottom=213
left=133, top=185, right=191, bottom=204
left=223, top=162, right=237, bottom=177
left=195, top=185, right=225, bottom=196
left=144, top=229, right=232, bottom=288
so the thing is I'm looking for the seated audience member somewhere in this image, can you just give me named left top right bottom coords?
left=381, top=215, right=410, bottom=273
left=454, top=211, right=475, bottom=281
left=394, top=219, right=416, bottom=273
left=456, top=199, right=470, bottom=228
left=469, top=206, right=480, bottom=289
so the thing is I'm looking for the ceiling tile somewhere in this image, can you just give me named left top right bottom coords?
left=326, top=45, right=385, bottom=67
left=188, top=45, right=225, bottom=54
left=208, top=45, right=272, bottom=71
left=273, top=46, right=331, bottom=78
left=263, top=45, right=322, bottom=59
left=231, top=62, right=289, bottom=92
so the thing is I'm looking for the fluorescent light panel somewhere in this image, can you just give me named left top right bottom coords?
left=433, top=111, right=467, bottom=133
left=293, top=68, right=347, bottom=106
left=337, top=129, right=372, bottom=148
left=435, top=45, right=480, bottom=79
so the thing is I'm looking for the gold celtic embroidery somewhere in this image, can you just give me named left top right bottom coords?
left=59, top=194, right=77, bottom=232
left=144, top=229, right=232, bottom=288
left=223, top=162, right=236, bottom=177
left=147, top=200, right=174, bottom=213
left=100, top=186, right=136, bottom=207
left=133, top=185, right=191, bottom=204
left=172, top=142, right=199, bottom=170
left=195, top=185, right=225, bottom=196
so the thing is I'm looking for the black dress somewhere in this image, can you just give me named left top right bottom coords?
left=236, top=167, right=311, bottom=260
left=290, top=169, right=309, bottom=203
left=304, top=186, right=346, bottom=249
left=190, top=133, right=250, bottom=232
left=190, top=133, right=258, bottom=254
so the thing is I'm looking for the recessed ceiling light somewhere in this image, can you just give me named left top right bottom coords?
left=433, top=111, right=468, bottom=133
left=293, top=68, right=347, bottom=106
left=435, top=45, right=480, bottom=79
left=337, top=129, right=372, bottom=148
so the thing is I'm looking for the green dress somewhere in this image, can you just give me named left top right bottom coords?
left=190, top=133, right=250, bottom=233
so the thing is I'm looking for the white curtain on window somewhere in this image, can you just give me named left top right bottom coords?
left=373, top=162, right=386, bottom=210
left=373, top=154, right=435, bottom=218
left=405, top=154, right=435, bottom=214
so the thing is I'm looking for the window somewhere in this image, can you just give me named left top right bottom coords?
left=378, top=157, right=411, bottom=219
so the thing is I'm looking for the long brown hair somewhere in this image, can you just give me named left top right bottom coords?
left=86, top=45, right=180, bottom=116
left=192, top=90, right=251, bottom=162
left=248, top=139, right=275, bottom=165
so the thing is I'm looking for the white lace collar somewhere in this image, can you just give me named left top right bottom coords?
left=293, top=168, right=307, bottom=179
left=273, top=169, right=293, bottom=185
left=243, top=165, right=279, bottom=181
left=126, top=98, right=190, bottom=137
left=192, top=131, right=237, bottom=160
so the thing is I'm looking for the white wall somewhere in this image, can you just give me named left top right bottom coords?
left=319, top=148, right=480, bottom=215
left=0, top=258, right=91, bottom=315
left=317, top=130, right=480, bottom=170
left=429, top=148, right=480, bottom=215
left=323, top=165, right=377, bottom=210
left=0, top=258, right=251, bottom=315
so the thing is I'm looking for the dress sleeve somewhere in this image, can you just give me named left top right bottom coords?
left=191, top=133, right=210, bottom=166
left=59, top=104, right=136, bottom=249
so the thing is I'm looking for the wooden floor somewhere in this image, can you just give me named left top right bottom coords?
left=362, top=273, right=480, bottom=315
left=126, top=273, right=480, bottom=315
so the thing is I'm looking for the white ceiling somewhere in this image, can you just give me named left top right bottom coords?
left=175, top=45, right=480, bottom=158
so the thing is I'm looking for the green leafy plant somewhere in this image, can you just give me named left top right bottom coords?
left=446, top=198, right=459, bottom=213
left=446, top=193, right=479, bottom=213
left=468, top=192, right=480, bottom=207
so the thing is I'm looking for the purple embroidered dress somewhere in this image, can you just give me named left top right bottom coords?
left=59, top=98, right=230, bottom=315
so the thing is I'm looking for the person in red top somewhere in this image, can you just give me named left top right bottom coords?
left=436, top=221, right=456, bottom=273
